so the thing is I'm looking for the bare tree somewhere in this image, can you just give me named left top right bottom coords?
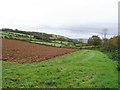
left=103, top=28, right=108, bottom=39
left=101, top=28, right=108, bottom=42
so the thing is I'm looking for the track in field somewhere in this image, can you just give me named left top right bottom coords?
left=2, top=39, right=78, bottom=63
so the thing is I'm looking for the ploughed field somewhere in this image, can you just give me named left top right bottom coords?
left=2, top=39, right=78, bottom=63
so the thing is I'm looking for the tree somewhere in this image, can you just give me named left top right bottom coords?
left=88, top=35, right=102, bottom=46
left=102, top=28, right=108, bottom=43
left=105, top=35, right=120, bottom=50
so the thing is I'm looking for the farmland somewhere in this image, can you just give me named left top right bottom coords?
left=2, top=49, right=118, bottom=88
left=1, top=29, right=86, bottom=48
left=1, top=29, right=119, bottom=88
left=2, top=39, right=77, bottom=63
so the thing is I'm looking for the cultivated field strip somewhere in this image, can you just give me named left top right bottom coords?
left=2, top=39, right=78, bottom=63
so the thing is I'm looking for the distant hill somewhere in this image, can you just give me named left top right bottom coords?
left=72, top=38, right=88, bottom=43
left=78, top=39, right=88, bottom=43
left=1, top=28, right=70, bottom=41
left=1, top=28, right=86, bottom=48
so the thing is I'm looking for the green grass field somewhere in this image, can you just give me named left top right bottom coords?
left=2, top=50, right=118, bottom=88
left=30, top=40, right=62, bottom=47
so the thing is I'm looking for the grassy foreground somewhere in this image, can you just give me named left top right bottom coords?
left=2, top=50, right=118, bottom=88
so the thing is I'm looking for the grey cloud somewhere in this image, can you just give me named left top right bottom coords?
left=16, top=23, right=117, bottom=39
left=38, top=23, right=118, bottom=36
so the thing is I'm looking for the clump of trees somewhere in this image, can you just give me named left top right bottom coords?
left=88, top=35, right=102, bottom=46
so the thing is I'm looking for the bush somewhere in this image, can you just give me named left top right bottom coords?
left=101, top=35, right=120, bottom=70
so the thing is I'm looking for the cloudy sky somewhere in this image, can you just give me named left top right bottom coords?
left=0, top=0, right=118, bottom=39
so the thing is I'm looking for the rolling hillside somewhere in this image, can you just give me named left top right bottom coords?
left=1, top=28, right=84, bottom=48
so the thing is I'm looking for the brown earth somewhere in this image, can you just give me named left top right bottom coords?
left=2, top=39, right=78, bottom=63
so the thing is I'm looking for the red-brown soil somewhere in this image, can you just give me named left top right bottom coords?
left=2, top=39, right=78, bottom=63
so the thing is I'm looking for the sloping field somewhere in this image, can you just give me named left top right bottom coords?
left=2, top=50, right=118, bottom=88
left=2, top=39, right=77, bottom=63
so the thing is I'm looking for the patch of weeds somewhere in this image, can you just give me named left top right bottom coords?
left=56, top=68, right=62, bottom=72
left=82, top=79, right=85, bottom=82
left=47, top=71, right=52, bottom=74
left=40, top=80, right=57, bottom=87
left=79, top=69, right=83, bottom=72
left=9, top=78, right=20, bottom=82
left=41, top=64, right=47, bottom=67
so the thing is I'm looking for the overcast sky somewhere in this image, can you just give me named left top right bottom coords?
left=0, top=0, right=118, bottom=39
